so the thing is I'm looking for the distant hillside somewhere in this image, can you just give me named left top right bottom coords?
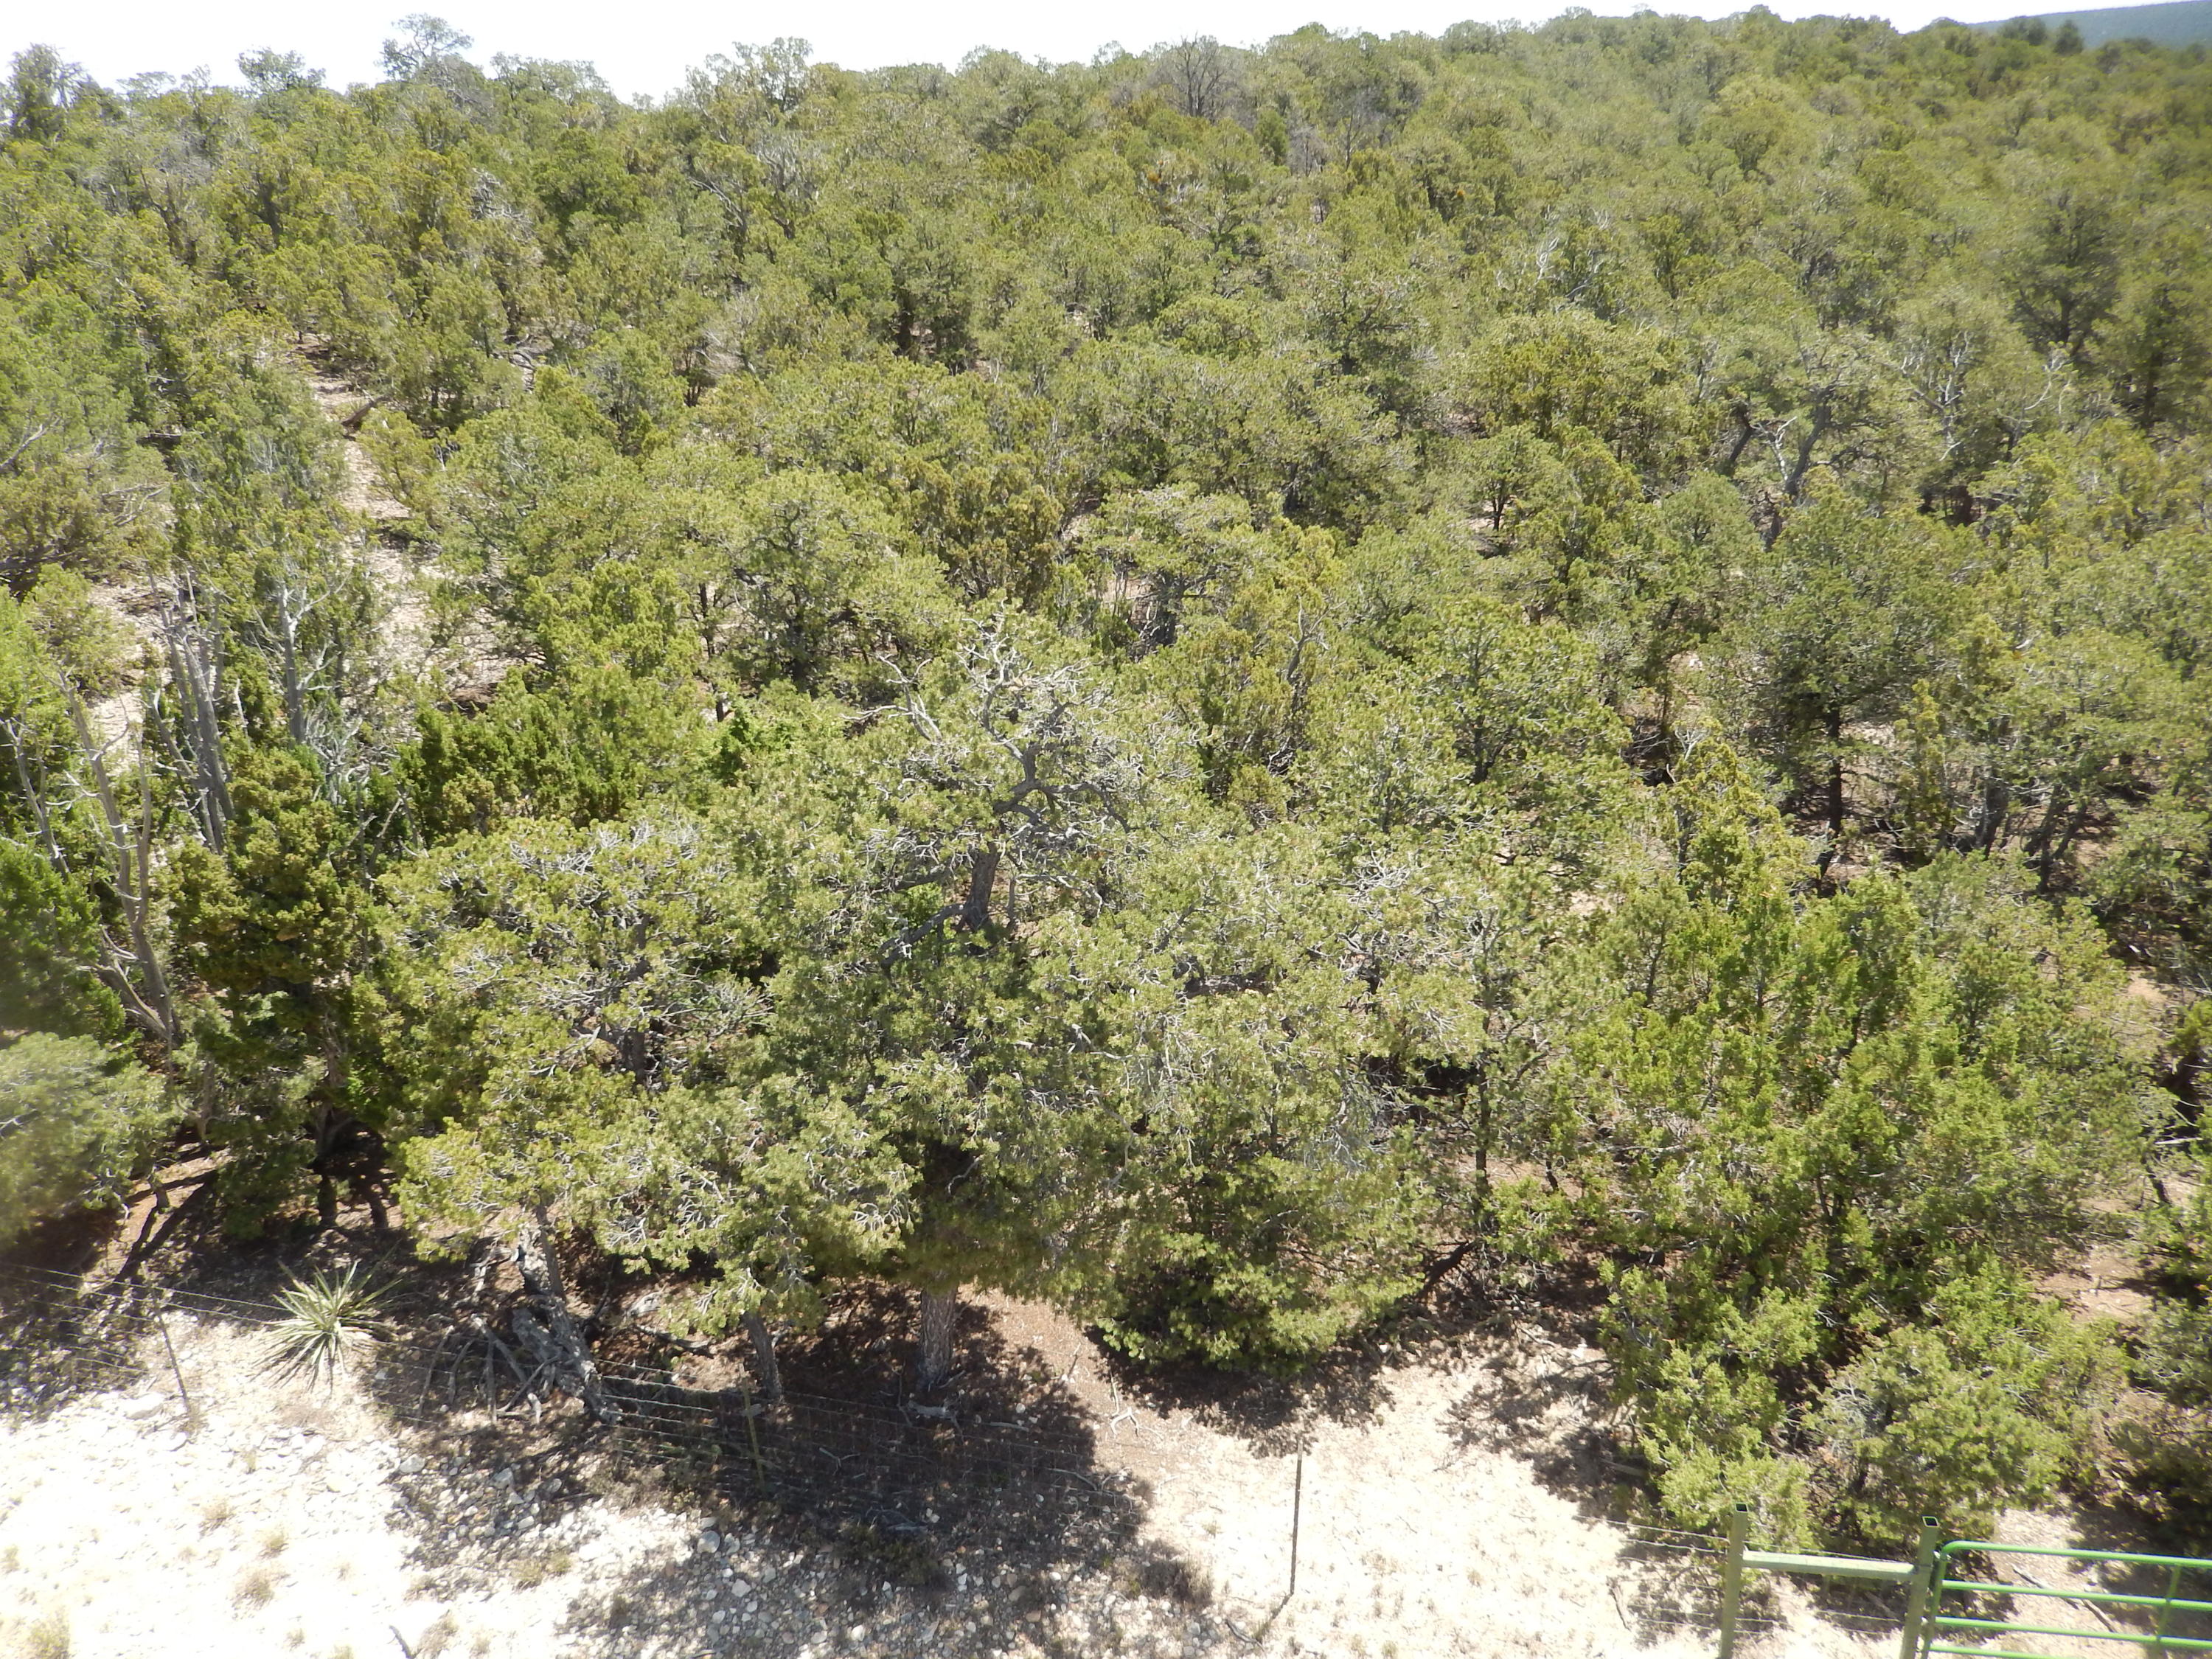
left=1968, top=0, right=2212, bottom=45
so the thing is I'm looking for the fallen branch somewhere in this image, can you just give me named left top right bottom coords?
left=1417, top=1239, right=1480, bottom=1297
left=116, top=1177, right=215, bottom=1281
left=413, top=1327, right=454, bottom=1414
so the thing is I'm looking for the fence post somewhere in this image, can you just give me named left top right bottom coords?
left=1896, top=1518, right=1940, bottom=1659
left=1718, top=1505, right=1749, bottom=1659
left=156, top=1311, right=195, bottom=1429
left=1288, top=1454, right=1303, bottom=1599
left=2152, top=1561, right=2183, bottom=1659
left=734, top=1376, right=768, bottom=1497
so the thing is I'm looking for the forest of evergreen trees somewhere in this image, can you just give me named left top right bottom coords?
left=1, top=10, right=2209, bottom=1552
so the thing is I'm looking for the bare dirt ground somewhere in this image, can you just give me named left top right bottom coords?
left=305, top=358, right=436, bottom=672
left=1, top=1268, right=2034, bottom=1659
left=945, top=1294, right=1911, bottom=1659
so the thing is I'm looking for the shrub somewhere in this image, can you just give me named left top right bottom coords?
left=21, top=1610, right=69, bottom=1659
left=262, top=1264, right=393, bottom=1385
left=0, top=1034, right=167, bottom=1245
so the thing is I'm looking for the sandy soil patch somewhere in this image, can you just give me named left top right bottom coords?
left=0, top=1317, right=696, bottom=1659
left=971, top=1295, right=1889, bottom=1659
left=1, top=1288, right=1923, bottom=1659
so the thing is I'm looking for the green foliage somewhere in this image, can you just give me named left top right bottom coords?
left=0, top=12, right=2203, bottom=1538
left=397, top=664, right=708, bottom=839
left=1561, top=753, right=2140, bottom=1543
left=262, top=1262, right=394, bottom=1384
left=1722, top=484, right=1969, bottom=841
left=20, top=567, right=131, bottom=696
left=377, top=813, right=771, bottom=1197
left=0, top=297, right=164, bottom=591
left=1095, top=825, right=1430, bottom=1366
left=168, top=741, right=377, bottom=1228
left=2126, top=1089, right=2212, bottom=1537
left=0, top=1032, right=167, bottom=1242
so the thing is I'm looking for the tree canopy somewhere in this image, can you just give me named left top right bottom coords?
left=1, top=11, right=2208, bottom=1548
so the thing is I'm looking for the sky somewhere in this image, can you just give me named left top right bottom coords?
left=31, top=0, right=2068, bottom=102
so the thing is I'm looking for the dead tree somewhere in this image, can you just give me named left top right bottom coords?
left=512, top=1207, right=616, bottom=1422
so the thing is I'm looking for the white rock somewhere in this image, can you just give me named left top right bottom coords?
left=118, top=1394, right=166, bottom=1419
left=698, top=1528, right=721, bottom=1552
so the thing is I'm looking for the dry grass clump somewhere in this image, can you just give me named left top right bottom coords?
left=1129, top=1552, right=1213, bottom=1608
left=20, top=1611, right=70, bottom=1659
left=509, top=1548, right=573, bottom=1589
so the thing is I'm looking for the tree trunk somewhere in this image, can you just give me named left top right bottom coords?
left=916, top=1289, right=959, bottom=1395
left=959, top=849, right=1001, bottom=933
left=1825, top=706, right=1847, bottom=844
left=61, top=700, right=177, bottom=1048
left=742, top=1310, right=782, bottom=1402
left=515, top=1207, right=615, bottom=1422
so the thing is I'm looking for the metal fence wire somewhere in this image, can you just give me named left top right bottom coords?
left=17, top=1262, right=2020, bottom=1649
left=0, top=1264, right=1132, bottom=1540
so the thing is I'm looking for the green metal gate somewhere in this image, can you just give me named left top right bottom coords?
left=1716, top=1505, right=2212, bottom=1659
left=1916, top=1540, right=2212, bottom=1659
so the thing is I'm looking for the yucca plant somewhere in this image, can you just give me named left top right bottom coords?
left=262, top=1263, right=393, bottom=1385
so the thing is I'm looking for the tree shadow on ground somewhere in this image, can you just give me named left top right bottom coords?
left=1440, top=1336, right=1632, bottom=1523
left=465, top=1281, right=1224, bottom=1658
left=1087, top=1333, right=1397, bottom=1459
left=1381, top=1249, right=1647, bottom=1526
left=1602, top=1535, right=1731, bottom=1646
left=660, top=1285, right=1160, bottom=1572
left=1063, top=1250, right=1621, bottom=1479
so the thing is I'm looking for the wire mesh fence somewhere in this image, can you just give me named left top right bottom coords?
left=0, top=1263, right=1135, bottom=1544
